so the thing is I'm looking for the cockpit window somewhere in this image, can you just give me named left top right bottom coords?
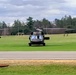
left=39, top=35, right=43, bottom=40
left=31, top=35, right=43, bottom=40
left=31, top=35, right=37, bottom=40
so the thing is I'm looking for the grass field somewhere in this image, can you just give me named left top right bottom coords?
left=0, top=64, right=76, bottom=75
left=0, top=34, right=76, bottom=51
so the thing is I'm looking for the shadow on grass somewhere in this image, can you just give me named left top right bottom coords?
left=0, top=43, right=63, bottom=48
left=26, top=44, right=63, bottom=47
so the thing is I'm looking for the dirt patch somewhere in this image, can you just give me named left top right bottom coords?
left=0, top=60, right=76, bottom=66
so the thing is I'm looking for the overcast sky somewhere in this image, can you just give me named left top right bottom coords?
left=0, top=0, right=76, bottom=25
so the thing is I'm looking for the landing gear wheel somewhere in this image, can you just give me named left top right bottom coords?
left=29, top=43, right=31, bottom=46
left=43, top=43, right=45, bottom=46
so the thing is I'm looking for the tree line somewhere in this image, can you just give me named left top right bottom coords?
left=55, top=15, right=76, bottom=29
left=0, top=15, right=76, bottom=35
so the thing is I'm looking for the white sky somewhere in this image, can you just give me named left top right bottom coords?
left=0, top=0, right=76, bottom=25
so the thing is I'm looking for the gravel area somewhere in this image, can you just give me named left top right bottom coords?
left=0, top=60, right=76, bottom=66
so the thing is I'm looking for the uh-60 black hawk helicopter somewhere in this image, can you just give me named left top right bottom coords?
left=28, top=31, right=50, bottom=46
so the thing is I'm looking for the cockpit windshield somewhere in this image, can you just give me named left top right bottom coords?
left=31, top=35, right=37, bottom=40
left=31, top=35, right=43, bottom=40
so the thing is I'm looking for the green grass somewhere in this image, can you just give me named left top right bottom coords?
left=0, top=34, right=76, bottom=51
left=0, top=64, right=76, bottom=75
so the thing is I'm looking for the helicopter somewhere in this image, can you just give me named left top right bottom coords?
left=28, top=31, right=50, bottom=46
